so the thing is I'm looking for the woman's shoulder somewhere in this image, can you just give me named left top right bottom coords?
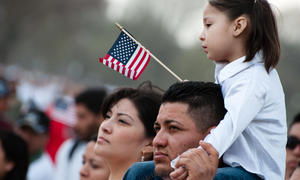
left=123, top=161, right=158, bottom=180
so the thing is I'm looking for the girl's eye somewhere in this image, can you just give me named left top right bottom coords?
left=206, top=23, right=211, bottom=27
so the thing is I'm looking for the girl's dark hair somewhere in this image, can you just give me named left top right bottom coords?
left=0, top=130, right=29, bottom=180
left=101, top=81, right=162, bottom=138
left=208, top=0, right=280, bottom=72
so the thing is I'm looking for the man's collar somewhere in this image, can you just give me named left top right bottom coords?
left=215, top=52, right=263, bottom=83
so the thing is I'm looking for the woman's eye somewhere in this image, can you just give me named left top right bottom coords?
left=91, top=164, right=99, bottom=169
left=103, top=114, right=111, bottom=119
left=154, top=126, right=160, bottom=133
left=118, top=119, right=129, bottom=125
left=206, top=23, right=211, bottom=27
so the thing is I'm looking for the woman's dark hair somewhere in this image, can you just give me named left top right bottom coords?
left=208, top=0, right=280, bottom=72
left=101, top=81, right=162, bottom=138
left=0, top=130, right=29, bottom=180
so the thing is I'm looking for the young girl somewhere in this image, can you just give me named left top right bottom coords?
left=172, top=0, right=287, bottom=179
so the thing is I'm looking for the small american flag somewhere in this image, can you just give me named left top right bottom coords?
left=99, top=32, right=150, bottom=80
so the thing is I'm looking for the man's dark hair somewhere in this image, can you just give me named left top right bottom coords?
left=162, top=81, right=227, bottom=133
left=75, top=88, right=107, bottom=115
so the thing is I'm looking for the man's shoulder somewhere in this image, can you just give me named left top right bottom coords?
left=123, top=161, right=162, bottom=180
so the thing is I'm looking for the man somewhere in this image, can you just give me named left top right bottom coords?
left=16, top=109, right=53, bottom=180
left=54, top=88, right=107, bottom=180
left=285, top=113, right=300, bottom=180
left=123, top=81, right=226, bottom=180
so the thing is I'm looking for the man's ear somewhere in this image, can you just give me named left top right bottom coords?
left=232, top=16, right=248, bottom=37
left=203, top=126, right=217, bottom=137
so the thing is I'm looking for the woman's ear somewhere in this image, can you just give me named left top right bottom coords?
left=232, top=16, right=248, bottom=37
left=140, top=140, right=153, bottom=161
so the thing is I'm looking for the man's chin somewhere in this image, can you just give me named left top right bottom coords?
left=154, top=162, right=173, bottom=178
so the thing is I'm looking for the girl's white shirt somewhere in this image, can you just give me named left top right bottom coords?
left=205, top=52, right=287, bottom=179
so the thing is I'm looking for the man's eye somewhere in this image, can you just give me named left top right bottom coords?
left=169, top=126, right=180, bottom=131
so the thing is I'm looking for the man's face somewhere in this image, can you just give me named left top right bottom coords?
left=74, top=104, right=100, bottom=140
left=286, top=123, right=300, bottom=178
left=153, top=102, right=206, bottom=178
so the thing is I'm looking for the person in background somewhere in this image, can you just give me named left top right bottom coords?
left=285, top=113, right=300, bottom=180
left=54, top=88, right=107, bottom=180
left=80, top=136, right=110, bottom=180
left=0, top=130, right=29, bottom=180
left=0, top=78, right=13, bottom=130
left=15, top=109, right=53, bottom=180
left=95, top=82, right=162, bottom=180
left=289, top=162, right=300, bottom=180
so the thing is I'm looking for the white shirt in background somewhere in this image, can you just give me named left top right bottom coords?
left=53, top=139, right=86, bottom=180
left=27, top=153, right=54, bottom=180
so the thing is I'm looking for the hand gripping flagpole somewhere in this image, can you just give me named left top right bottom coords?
left=115, top=23, right=183, bottom=82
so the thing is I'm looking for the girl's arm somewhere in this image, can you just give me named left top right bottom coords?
left=204, top=76, right=265, bottom=157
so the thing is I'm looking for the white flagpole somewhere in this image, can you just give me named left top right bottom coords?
left=115, top=23, right=183, bottom=82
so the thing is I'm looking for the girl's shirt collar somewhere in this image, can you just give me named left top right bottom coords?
left=215, top=52, right=263, bottom=83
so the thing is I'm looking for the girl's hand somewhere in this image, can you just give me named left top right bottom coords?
left=170, top=142, right=219, bottom=180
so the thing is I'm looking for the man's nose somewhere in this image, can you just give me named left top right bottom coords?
left=153, top=130, right=167, bottom=148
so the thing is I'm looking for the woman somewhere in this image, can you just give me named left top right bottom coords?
left=0, top=130, right=29, bottom=180
left=94, top=82, right=162, bottom=180
left=80, top=137, right=110, bottom=180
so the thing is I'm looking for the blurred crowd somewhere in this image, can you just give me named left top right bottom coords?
left=0, top=64, right=299, bottom=180
left=0, top=64, right=109, bottom=180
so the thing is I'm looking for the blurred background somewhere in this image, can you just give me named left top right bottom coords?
left=0, top=0, right=299, bottom=124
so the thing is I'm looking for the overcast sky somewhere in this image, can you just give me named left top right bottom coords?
left=106, top=0, right=300, bottom=48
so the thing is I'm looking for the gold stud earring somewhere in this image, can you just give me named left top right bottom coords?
left=141, top=155, right=145, bottom=162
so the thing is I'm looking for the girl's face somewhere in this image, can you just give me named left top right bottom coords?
left=199, top=3, right=236, bottom=63
left=80, top=142, right=110, bottom=180
left=95, top=98, right=151, bottom=163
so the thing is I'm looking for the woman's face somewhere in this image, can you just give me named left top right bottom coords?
left=80, top=142, right=110, bottom=180
left=95, top=98, right=151, bottom=162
